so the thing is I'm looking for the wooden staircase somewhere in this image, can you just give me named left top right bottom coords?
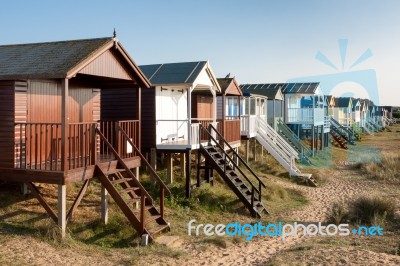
left=330, top=117, right=356, bottom=145
left=256, top=118, right=316, bottom=186
left=198, top=124, right=268, bottom=218
left=330, top=129, right=348, bottom=149
left=95, top=127, right=170, bottom=244
left=277, top=119, right=312, bottom=165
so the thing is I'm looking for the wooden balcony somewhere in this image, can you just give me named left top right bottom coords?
left=286, top=107, right=325, bottom=125
left=6, top=120, right=141, bottom=184
left=241, top=115, right=265, bottom=138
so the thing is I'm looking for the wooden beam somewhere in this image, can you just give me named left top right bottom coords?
left=166, top=153, right=173, bottom=184
left=66, top=180, right=90, bottom=224
left=101, top=185, right=109, bottom=224
left=0, top=169, right=64, bottom=184
left=26, top=182, right=58, bottom=223
left=58, top=185, right=67, bottom=238
left=185, top=149, right=191, bottom=198
left=61, top=79, right=69, bottom=174
left=180, top=153, right=186, bottom=177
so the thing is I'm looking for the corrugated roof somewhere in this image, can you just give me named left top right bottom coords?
left=240, top=82, right=319, bottom=95
left=0, top=37, right=113, bottom=79
left=139, top=61, right=207, bottom=85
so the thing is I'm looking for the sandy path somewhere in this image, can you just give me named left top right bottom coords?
left=0, top=167, right=398, bottom=265
left=142, top=167, right=399, bottom=266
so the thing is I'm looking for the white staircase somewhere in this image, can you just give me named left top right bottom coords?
left=255, top=118, right=311, bottom=181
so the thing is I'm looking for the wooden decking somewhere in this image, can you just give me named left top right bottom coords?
left=0, top=120, right=141, bottom=185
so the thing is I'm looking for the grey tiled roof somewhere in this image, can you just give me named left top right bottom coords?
left=240, top=82, right=319, bottom=95
left=139, top=61, right=207, bottom=85
left=0, top=37, right=113, bottom=79
left=334, top=97, right=352, bottom=108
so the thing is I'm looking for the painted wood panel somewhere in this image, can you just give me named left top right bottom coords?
left=0, top=81, right=15, bottom=168
left=79, top=50, right=132, bottom=80
left=156, top=86, right=188, bottom=144
left=140, top=87, right=156, bottom=150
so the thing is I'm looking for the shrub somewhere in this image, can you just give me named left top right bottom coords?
left=348, top=196, right=396, bottom=226
left=361, top=152, right=400, bottom=183
left=326, top=202, right=349, bottom=225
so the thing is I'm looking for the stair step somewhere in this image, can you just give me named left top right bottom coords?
left=125, top=196, right=141, bottom=205
left=111, top=177, right=132, bottom=185
left=144, top=214, right=162, bottom=226
left=147, top=224, right=170, bottom=236
left=121, top=187, right=141, bottom=194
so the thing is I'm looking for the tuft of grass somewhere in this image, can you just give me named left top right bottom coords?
left=326, top=202, right=349, bottom=225
left=348, top=196, right=396, bottom=226
left=361, top=152, right=400, bottom=183
left=201, top=236, right=227, bottom=248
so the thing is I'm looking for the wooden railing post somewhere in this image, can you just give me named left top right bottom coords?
left=91, top=123, right=97, bottom=165
left=140, top=194, right=145, bottom=235
left=251, top=186, right=254, bottom=208
left=160, top=187, right=165, bottom=219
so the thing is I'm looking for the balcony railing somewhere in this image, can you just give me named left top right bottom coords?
left=241, top=115, right=265, bottom=138
left=14, top=120, right=139, bottom=171
left=286, top=108, right=325, bottom=125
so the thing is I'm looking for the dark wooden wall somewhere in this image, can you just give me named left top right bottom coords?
left=140, top=87, right=156, bottom=151
left=0, top=81, right=16, bottom=168
left=101, top=88, right=138, bottom=121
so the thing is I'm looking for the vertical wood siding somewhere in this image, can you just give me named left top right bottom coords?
left=140, top=87, right=156, bottom=151
left=79, top=50, right=132, bottom=80
left=14, top=81, right=28, bottom=168
left=0, top=81, right=16, bottom=168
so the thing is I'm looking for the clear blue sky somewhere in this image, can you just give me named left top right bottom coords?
left=1, top=0, right=399, bottom=105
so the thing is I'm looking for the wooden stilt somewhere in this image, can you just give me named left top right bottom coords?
left=180, top=153, right=186, bottom=177
left=253, top=139, right=257, bottom=161
left=66, top=180, right=89, bottom=223
left=185, top=149, right=191, bottom=198
left=101, top=185, right=109, bottom=224
left=58, top=185, right=67, bottom=238
left=150, top=148, right=157, bottom=182
left=21, top=183, right=30, bottom=195
left=235, top=148, right=239, bottom=166
left=246, top=140, right=249, bottom=163
left=311, top=125, right=315, bottom=156
left=166, top=153, right=173, bottom=184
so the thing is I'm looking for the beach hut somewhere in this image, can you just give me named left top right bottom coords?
left=325, top=95, right=335, bottom=118
left=0, top=36, right=170, bottom=243
left=139, top=62, right=268, bottom=216
left=240, top=84, right=284, bottom=130
left=279, top=83, right=328, bottom=153
left=215, top=77, right=242, bottom=148
left=238, top=86, right=313, bottom=183
left=333, top=97, right=353, bottom=128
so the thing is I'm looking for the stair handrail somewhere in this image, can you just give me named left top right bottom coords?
left=330, top=117, right=354, bottom=141
left=116, top=125, right=171, bottom=195
left=199, top=125, right=263, bottom=205
left=204, top=124, right=266, bottom=189
left=257, top=117, right=299, bottom=159
left=277, top=119, right=311, bottom=154
left=95, top=128, right=154, bottom=201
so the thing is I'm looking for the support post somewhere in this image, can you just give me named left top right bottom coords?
left=166, top=153, right=173, bottom=184
left=312, top=125, right=315, bottom=156
left=58, top=185, right=67, bottom=238
left=185, top=149, right=191, bottom=198
left=101, top=185, right=109, bottom=224
left=180, top=153, right=186, bottom=177
left=253, top=139, right=257, bottom=161
left=61, top=79, right=69, bottom=173
left=150, top=148, right=157, bottom=182
left=246, top=140, right=249, bottom=163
